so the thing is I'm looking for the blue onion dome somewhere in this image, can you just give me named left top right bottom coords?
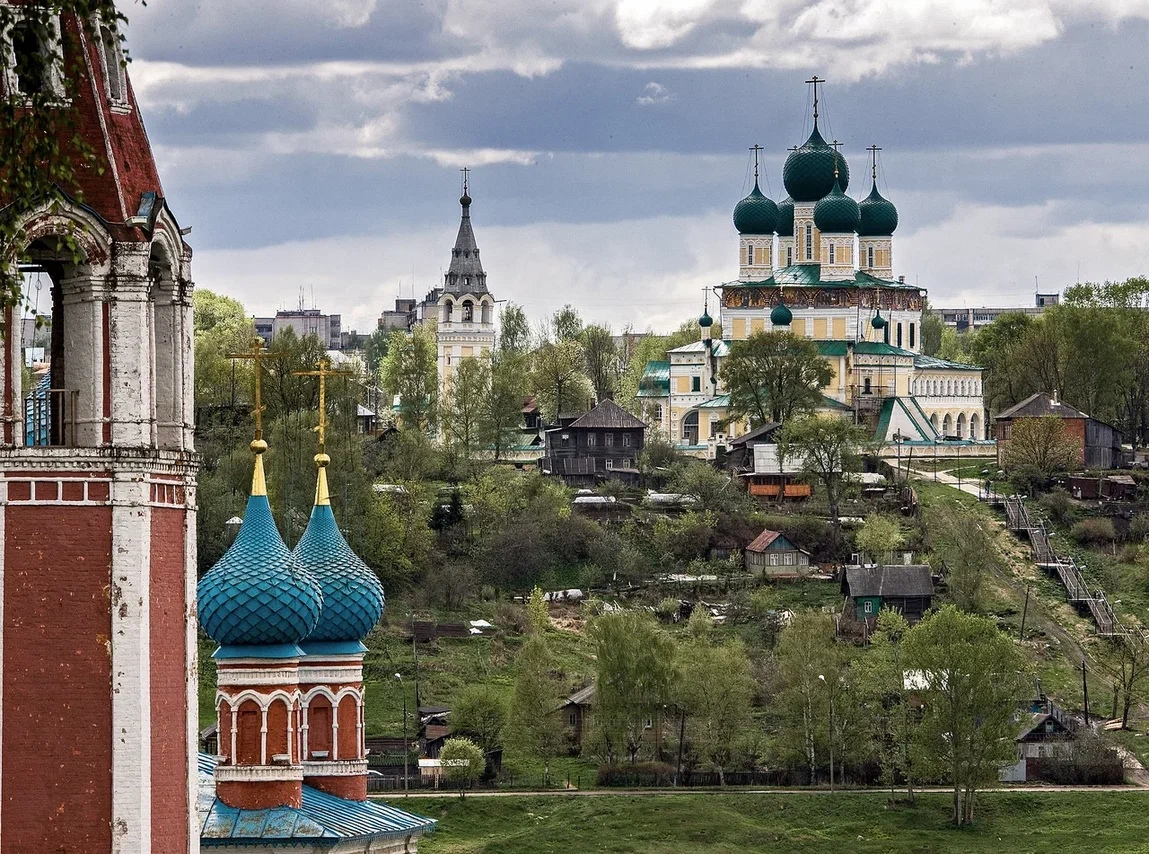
left=771, top=303, right=793, bottom=326
left=732, top=180, right=778, bottom=234
left=871, top=309, right=887, bottom=330
left=783, top=124, right=850, bottom=202
left=813, top=176, right=861, bottom=234
left=699, top=309, right=713, bottom=328
left=775, top=197, right=795, bottom=238
left=858, top=181, right=899, bottom=236
left=198, top=441, right=323, bottom=647
left=294, top=455, right=385, bottom=643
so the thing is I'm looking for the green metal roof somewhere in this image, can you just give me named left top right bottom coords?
left=724, top=265, right=918, bottom=291
left=819, top=394, right=852, bottom=411
left=637, top=360, right=670, bottom=397
left=853, top=341, right=916, bottom=358
left=668, top=339, right=731, bottom=357
left=696, top=394, right=730, bottom=410
left=815, top=341, right=849, bottom=357
left=913, top=353, right=983, bottom=371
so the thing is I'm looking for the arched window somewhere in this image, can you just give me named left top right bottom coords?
left=943, top=414, right=953, bottom=436
left=443, top=300, right=453, bottom=322
left=462, top=300, right=473, bottom=322
left=930, top=413, right=939, bottom=432
left=682, top=411, right=699, bottom=444
left=100, top=23, right=126, bottom=102
left=957, top=413, right=967, bottom=437
left=970, top=412, right=981, bottom=439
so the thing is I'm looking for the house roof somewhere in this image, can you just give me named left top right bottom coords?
left=197, top=754, right=434, bottom=845
left=668, top=339, right=732, bottom=357
left=729, top=422, right=782, bottom=447
left=423, top=724, right=451, bottom=742
left=569, top=399, right=646, bottom=430
left=564, top=684, right=596, bottom=706
left=844, top=565, right=934, bottom=598
left=745, top=529, right=807, bottom=553
left=996, top=392, right=1087, bottom=421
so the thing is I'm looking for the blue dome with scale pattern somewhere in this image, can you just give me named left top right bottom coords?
left=294, top=500, right=385, bottom=643
left=197, top=453, right=323, bottom=648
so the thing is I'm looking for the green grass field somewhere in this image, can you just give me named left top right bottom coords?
left=412, top=791, right=1149, bottom=854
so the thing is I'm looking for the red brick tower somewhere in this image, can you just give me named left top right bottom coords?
left=0, top=8, right=199, bottom=853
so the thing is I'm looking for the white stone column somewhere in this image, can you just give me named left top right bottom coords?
left=107, top=244, right=155, bottom=447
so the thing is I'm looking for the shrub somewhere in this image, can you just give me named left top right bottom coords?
left=495, top=600, right=529, bottom=635
left=1040, top=489, right=1076, bottom=528
left=654, top=597, right=680, bottom=623
left=1071, top=517, right=1117, bottom=545
left=1130, top=514, right=1149, bottom=543
left=597, top=761, right=675, bottom=787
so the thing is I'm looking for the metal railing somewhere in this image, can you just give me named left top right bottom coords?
left=24, top=388, right=79, bottom=448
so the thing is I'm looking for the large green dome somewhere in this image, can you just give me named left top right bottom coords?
left=776, top=197, right=794, bottom=238
left=732, top=181, right=778, bottom=234
left=783, top=125, right=850, bottom=202
left=858, top=181, right=899, bottom=236
left=770, top=303, right=793, bottom=326
left=813, top=177, right=860, bottom=234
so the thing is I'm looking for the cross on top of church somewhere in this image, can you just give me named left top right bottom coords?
left=228, top=339, right=284, bottom=443
left=867, top=144, right=882, bottom=181
left=293, top=358, right=353, bottom=454
left=460, top=166, right=470, bottom=193
left=749, top=144, right=763, bottom=179
left=831, top=139, right=843, bottom=178
left=805, top=75, right=824, bottom=122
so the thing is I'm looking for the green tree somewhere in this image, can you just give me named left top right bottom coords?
left=526, top=586, right=549, bottom=634
left=1001, top=415, right=1080, bottom=478
left=380, top=324, right=438, bottom=431
left=509, top=635, right=565, bottom=786
left=484, top=350, right=528, bottom=461
left=193, top=289, right=256, bottom=410
left=777, top=415, right=868, bottom=537
left=439, top=737, right=485, bottom=798
left=530, top=339, right=592, bottom=422
left=551, top=304, right=584, bottom=342
left=498, top=302, right=532, bottom=354
left=581, top=323, right=620, bottom=403
left=923, top=500, right=1002, bottom=613
left=451, top=685, right=506, bottom=760
left=362, top=326, right=390, bottom=375
left=590, top=611, right=677, bottom=764
left=720, top=331, right=833, bottom=426
left=920, top=300, right=944, bottom=357
left=442, top=355, right=491, bottom=461
left=968, top=312, right=1038, bottom=414
left=676, top=638, right=754, bottom=785
left=905, top=605, right=1027, bottom=825
left=855, top=514, right=905, bottom=564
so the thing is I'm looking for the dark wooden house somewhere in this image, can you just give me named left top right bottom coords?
left=542, top=399, right=646, bottom=486
left=842, top=565, right=934, bottom=624
left=995, top=392, right=1125, bottom=470
left=744, top=529, right=811, bottom=578
left=556, top=684, right=595, bottom=752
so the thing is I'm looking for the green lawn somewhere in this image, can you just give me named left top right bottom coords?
left=413, top=791, right=1149, bottom=854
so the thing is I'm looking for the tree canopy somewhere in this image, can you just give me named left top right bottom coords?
left=720, top=331, right=832, bottom=426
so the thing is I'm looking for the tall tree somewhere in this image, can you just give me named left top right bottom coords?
left=581, top=323, right=620, bottom=402
left=905, top=606, right=1027, bottom=826
left=720, top=331, right=832, bottom=426
left=923, top=501, right=1002, bottom=613
left=777, top=415, right=868, bottom=537
left=919, top=299, right=944, bottom=358
left=483, top=350, right=528, bottom=460
left=442, top=355, right=491, bottom=460
left=498, top=302, right=532, bottom=354
left=380, top=324, right=438, bottom=431
left=509, top=635, right=565, bottom=786
left=193, top=289, right=255, bottom=411
left=551, top=304, right=584, bottom=342
left=676, top=638, right=754, bottom=785
left=451, top=685, right=506, bottom=760
left=591, top=611, right=677, bottom=764
left=530, top=339, right=592, bottom=422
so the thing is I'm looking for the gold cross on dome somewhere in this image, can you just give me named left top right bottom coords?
left=293, top=358, right=354, bottom=452
left=228, top=338, right=285, bottom=441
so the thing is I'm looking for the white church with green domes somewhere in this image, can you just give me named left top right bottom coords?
left=640, top=82, right=989, bottom=456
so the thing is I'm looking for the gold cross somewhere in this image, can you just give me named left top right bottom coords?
left=228, top=338, right=284, bottom=441
left=293, top=358, right=354, bottom=453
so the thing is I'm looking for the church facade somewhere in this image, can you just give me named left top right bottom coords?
left=640, top=88, right=987, bottom=454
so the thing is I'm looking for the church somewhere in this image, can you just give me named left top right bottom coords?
left=640, top=82, right=987, bottom=454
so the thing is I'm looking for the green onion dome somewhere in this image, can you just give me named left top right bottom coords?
left=770, top=303, right=793, bottom=326
left=858, top=181, right=899, bottom=236
left=699, top=310, right=713, bottom=328
left=871, top=310, right=887, bottom=330
left=732, top=180, right=778, bottom=234
left=775, top=197, right=794, bottom=238
left=813, top=176, right=860, bottom=234
left=197, top=444, right=323, bottom=648
left=783, top=124, right=850, bottom=202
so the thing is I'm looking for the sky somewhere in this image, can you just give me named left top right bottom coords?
left=123, top=0, right=1149, bottom=335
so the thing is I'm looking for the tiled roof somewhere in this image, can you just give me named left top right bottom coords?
left=197, top=754, right=435, bottom=845
left=569, top=399, right=646, bottom=430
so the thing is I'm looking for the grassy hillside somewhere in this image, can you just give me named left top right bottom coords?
left=414, top=791, right=1149, bottom=854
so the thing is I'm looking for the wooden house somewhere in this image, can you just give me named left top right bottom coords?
left=725, top=423, right=812, bottom=501
left=556, top=684, right=595, bottom=751
left=744, top=529, right=811, bottom=577
left=842, top=565, right=934, bottom=624
left=995, top=392, right=1124, bottom=470
left=542, top=399, right=646, bottom=486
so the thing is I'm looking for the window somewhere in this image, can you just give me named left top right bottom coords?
left=561, top=433, right=570, bottom=447
left=747, top=244, right=754, bottom=265
left=99, top=23, right=126, bottom=104
left=909, top=322, right=916, bottom=348
left=864, top=600, right=874, bottom=615
left=462, top=301, right=474, bottom=321
left=828, top=243, right=836, bottom=264
left=691, top=376, right=700, bottom=392
left=569, top=712, right=577, bottom=726
left=605, top=432, right=614, bottom=447
left=896, top=323, right=903, bottom=347
left=587, top=433, right=596, bottom=447
left=784, top=552, right=795, bottom=565
left=653, top=405, right=663, bottom=422
left=770, top=553, right=779, bottom=566
left=805, top=224, right=812, bottom=260
left=884, top=323, right=890, bottom=344
left=644, top=717, right=653, bottom=730
left=786, top=247, right=793, bottom=266
left=605, top=459, right=613, bottom=470
left=863, top=376, right=871, bottom=394
left=867, top=245, right=874, bottom=268
left=623, top=433, right=632, bottom=447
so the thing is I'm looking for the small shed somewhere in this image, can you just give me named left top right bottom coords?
left=744, top=530, right=811, bottom=577
left=842, top=565, right=934, bottom=623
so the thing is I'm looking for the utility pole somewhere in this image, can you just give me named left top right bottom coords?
left=1019, top=584, right=1030, bottom=641
left=1082, top=660, right=1090, bottom=726
left=396, top=673, right=409, bottom=795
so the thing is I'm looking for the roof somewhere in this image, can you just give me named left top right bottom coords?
left=668, top=339, right=732, bottom=357
left=197, top=754, right=434, bottom=845
left=875, top=397, right=939, bottom=443
left=443, top=190, right=487, bottom=294
left=569, top=399, right=646, bottom=430
left=913, top=353, right=983, bottom=372
left=729, top=422, right=782, bottom=447
left=637, top=360, right=670, bottom=398
left=819, top=394, right=852, bottom=412
left=725, top=265, right=919, bottom=291
left=696, top=394, right=729, bottom=410
left=844, top=565, right=935, bottom=598
left=996, top=392, right=1088, bottom=421
left=564, top=684, right=596, bottom=706
left=745, top=530, right=807, bottom=554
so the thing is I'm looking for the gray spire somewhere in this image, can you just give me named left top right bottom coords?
left=444, top=186, right=487, bottom=294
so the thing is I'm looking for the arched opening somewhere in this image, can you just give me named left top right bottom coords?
left=235, top=699, right=262, bottom=765
left=265, top=697, right=290, bottom=764
left=481, top=299, right=492, bottom=324
left=970, top=412, right=981, bottom=439
left=338, top=694, right=360, bottom=760
left=442, top=300, right=453, bottom=323
left=307, top=696, right=333, bottom=760
left=929, top=414, right=939, bottom=432
left=99, top=23, right=126, bottom=102
left=682, top=410, right=698, bottom=445
left=956, top=413, right=966, bottom=438
left=942, top=414, right=953, bottom=436
left=462, top=299, right=474, bottom=322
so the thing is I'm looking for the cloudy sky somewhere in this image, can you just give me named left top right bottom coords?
left=124, top=1, right=1149, bottom=334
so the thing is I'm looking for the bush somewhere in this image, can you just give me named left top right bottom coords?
left=1040, top=489, right=1076, bottom=528
left=597, top=761, right=675, bottom=787
left=1130, top=514, right=1149, bottom=543
left=495, top=600, right=530, bottom=635
left=1071, top=517, right=1117, bottom=545
left=654, top=597, right=680, bottom=623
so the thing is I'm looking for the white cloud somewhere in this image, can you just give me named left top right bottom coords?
left=636, top=81, right=674, bottom=105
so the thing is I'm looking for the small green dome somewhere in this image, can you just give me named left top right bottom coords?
left=871, top=310, right=887, bottom=330
left=775, top=197, right=794, bottom=238
left=771, top=303, right=793, bottom=326
left=732, top=181, right=778, bottom=234
left=813, top=176, right=860, bottom=234
left=783, top=125, right=851, bottom=202
left=699, top=310, right=713, bottom=328
left=858, top=181, right=899, bottom=236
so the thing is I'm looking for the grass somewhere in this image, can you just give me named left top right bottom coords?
left=413, top=791, right=1149, bottom=854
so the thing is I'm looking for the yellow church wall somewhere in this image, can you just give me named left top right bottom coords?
left=675, top=376, right=690, bottom=394
left=832, top=317, right=846, bottom=338
left=813, top=318, right=827, bottom=339
left=731, top=318, right=747, bottom=339
left=750, top=317, right=765, bottom=334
